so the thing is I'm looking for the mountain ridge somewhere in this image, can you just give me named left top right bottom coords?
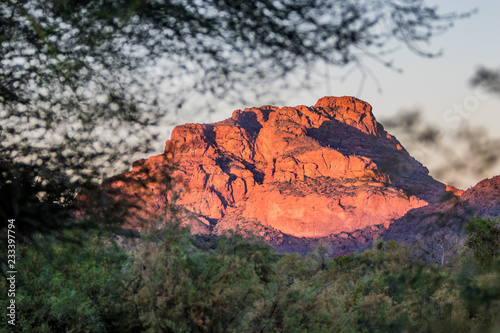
left=84, top=96, right=466, bottom=246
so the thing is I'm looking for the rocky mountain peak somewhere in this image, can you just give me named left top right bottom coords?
left=90, top=96, right=456, bottom=242
left=314, top=96, right=380, bottom=136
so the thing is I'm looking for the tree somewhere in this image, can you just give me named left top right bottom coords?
left=465, top=217, right=500, bottom=264
left=0, top=1, right=472, bottom=238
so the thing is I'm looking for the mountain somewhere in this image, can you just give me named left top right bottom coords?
left=85, top=96, right=464, bottom=247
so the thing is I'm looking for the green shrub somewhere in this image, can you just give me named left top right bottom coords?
left=465, top=217, right=500, bottom=265
left=0, top=228, right=133, bottom=332
left=3, top=216, right=500, bottom=332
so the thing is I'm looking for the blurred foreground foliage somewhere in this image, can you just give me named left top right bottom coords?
left=1, top=216, right=499, bottom=332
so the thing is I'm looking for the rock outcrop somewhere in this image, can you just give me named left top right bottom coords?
left=95, top=96, right=455, bottom=240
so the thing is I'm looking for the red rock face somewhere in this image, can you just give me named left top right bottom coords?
left=98, top=96, right=452, bottom=238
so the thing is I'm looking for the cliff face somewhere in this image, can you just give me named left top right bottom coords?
left=97, top=96, right=453, bottom=239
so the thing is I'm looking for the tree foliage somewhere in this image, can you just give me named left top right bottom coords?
left=465, top=217, right=500, bottom=264
left=0, top=226, right=131, bottom=332
left=3, top=217, right=500, bottom=332
left=0, top=0, right=470, bottom=178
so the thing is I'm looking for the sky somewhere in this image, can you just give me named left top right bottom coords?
left=159, top=1, right=500, bottom=189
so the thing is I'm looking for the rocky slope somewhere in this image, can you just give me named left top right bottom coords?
left=377, top=175, right=500, bottom=262
left=247, top=177, right=500, bottom=257
left=91, top=96, right=459, bottom=243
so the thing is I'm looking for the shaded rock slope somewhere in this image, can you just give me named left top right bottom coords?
left=94, top=96, right=462, bottom=247
left=378, top=176, right=500, bottom=259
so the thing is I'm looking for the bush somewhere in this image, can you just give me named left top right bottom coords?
left=465, top=217, right=500, bottom=265
left=3, top=216, right=500, bottom=331
left=0, top=228, right=133, bottom=332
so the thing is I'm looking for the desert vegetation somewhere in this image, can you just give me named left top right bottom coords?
left=2, top=1, right=500, bottom=332
left=1, top=215, right=499, bottom=332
